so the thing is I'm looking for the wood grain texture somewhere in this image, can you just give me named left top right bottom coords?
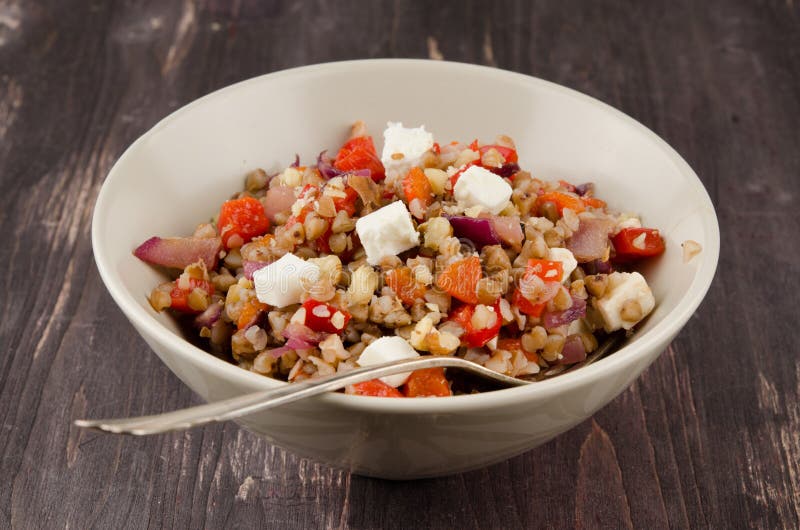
left=1, top=0, right=798, bottom=528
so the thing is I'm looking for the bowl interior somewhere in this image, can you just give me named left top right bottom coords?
left=94, top=60, right=719, bottom=395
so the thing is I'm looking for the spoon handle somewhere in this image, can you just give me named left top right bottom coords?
left=73, top=356, right=527, bottom=435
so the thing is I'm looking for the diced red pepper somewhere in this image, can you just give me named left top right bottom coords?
left=448, top=302, right=502, bottom=347
left=385, top=267, right=427, bottom=305
left=525, top=258, right=564, bottom=283
left=535, top=191, right=586, bottom=215
left=611, top=228, right=666, bottom=261
left=479, top=144, right=518, bottom=164
left=432, top=142, right=441, bottom=155
left=218, top=196, right=271, bottom=249
left=332, top=185, right=359, bottom=216
left=512, top=289, right=546, bottom=317
left=402, top=167, right=433, bottom=217
left=468, top=139, right=480, bottom=151
left=403, top=368, right=452, bottom=397
left=301, top=299, right=351, bottom=334
left=436, top=256, right=482, bottom=304
left=169, top=278, right=214, bottom=314
left=333, top=136, right=385, bottom=181
left=350, top=379, right=404, bottom=397
left=449, top=161, right=478, bottom=188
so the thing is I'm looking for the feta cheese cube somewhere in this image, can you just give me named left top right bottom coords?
left=253, top=254, right=320, bottom=307
left=548, top=247, right=578, bottom=283
left=381, top=122, right=435, bottom=177
left=593, top=272, right=655, bottom=332
left=355, top=201, right=420, bottom=266
left=356, top=336, right=420, bottom=387
left=453, top=165, right=512, bottom=215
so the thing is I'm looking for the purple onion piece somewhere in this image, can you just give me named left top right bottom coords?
left=583, top=259, right=614, bottom=275
left=574, top=182, right=594, bottom=196
left=348, top=168, right=372, bottom=178
left=282, top=322, right=327, bottom=344
left=243, top=260, right=270, bottom=280
left=559, top=335, right=587, bottom=364
left=193, top=301, right=223, bottom=329
left=446, top=215, right=501, bottom=249
left=490, top=163, right=520, bottom=179
left=290, top=154, right=300, bottom=167
left=316, top=150, right=342, bottom=179
left=543, top=296, right=587, bottom=329
left=134, top=236, right=222, bottom=270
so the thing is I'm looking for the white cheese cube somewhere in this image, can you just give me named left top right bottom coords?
left=253, top=254, right=320, bottom=307
left=355, top=201, right=420, bottom=265
left=548, top=247, right=578, bottom=283
left=593, top=272, right=655, bottom=332
left=381, top=122, right=435, bottom=177
left=453, top=165, right=512, bottom=215
left=356, top=336, right=420, bottom=387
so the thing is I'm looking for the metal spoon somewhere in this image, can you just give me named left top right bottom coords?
left=75, top=336, right=620, bottom=436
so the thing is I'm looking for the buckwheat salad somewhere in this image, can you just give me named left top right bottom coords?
left=134, top=121, right=666, bottom=398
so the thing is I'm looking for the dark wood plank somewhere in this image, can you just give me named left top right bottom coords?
left=1, top=0, right=798, bottom=528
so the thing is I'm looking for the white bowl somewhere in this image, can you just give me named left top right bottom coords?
left=92, top=59, right=719, bottom=479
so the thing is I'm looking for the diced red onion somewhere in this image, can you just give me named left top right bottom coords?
left=316, top=150, right=342, bottom=179
left=262, top=186, right=297, bottom=222
left=193, top=301, right=223, bottom=329
left=486, top=214, right=523, bottom=250
left=489, top=163, right=520, bottom=179
left=446, top=215, right=501, bottom=249
left=543, top=297, right=586, bottom=328
left=559, top=334, right=587, bottom=364
left=282, top=322, right=326, bottom=345
left=583, top=259, right=613, bottom=275
left=566, top=217, right=614, bottom=262
left=134, top=236, right=222, bottom=270
left=243, top=260, right=270, bottom=280
left=348, top=173, right=378, bottom=205
left=290, top=154, right=300, bottom=167
left=574, top=182, right=594, bottom=196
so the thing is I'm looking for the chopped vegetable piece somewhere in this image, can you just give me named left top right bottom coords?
left=350, top=379, right=404, bottom=397
left=448, top=302, right=502, bottom=347
left=581, top=196, right=607, bottom=209
left=301, top=299, right=351, bottom=334
left=535, top=191, right=585, bottom=215
left=134, top=236, right=222, bottom=270
left=612, top=228, right=666, bottom=261
left=512, top=289, right=546, bottom=317
left=386, top=267, right=426, bottom=305
left=525, top=259, right=564, bottom=283
left=447, top=216, right=500, bottom=249
left=218, top=196, right=271, bottom=249
left=237, top=297, right=268, bottom=329
left=332, top=185, right=359, bottom=216
left=403, top=368, right=452, bottom=397
left=449, top=161, right=478, bottom=187
left=334, top=136, right=385, bottom=181
left=402, top=167, right=433, bottom=218
left=169, top=278, right=214, bottom=314
left=479, top=144, right=518, bottom=164
left=436, top=256, right=482, bottom=304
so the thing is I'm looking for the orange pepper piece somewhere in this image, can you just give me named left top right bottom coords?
left=436, top=256, right=481, bottom=304
left=403, top=368, right=452, bottom=397
left=386, top=267, right=427, bottom=305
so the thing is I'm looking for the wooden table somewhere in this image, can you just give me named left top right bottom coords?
left=2, top=1, right=798, bottom=528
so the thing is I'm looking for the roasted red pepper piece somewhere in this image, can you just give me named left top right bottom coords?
left=479, top=144, right=518, bottom=164
left=436, top=256, right=482, bottom=305
left=169, top=278, right=214, bottom=314
left=350, top=379, right=404, bottom=397
left=301, top=299, right=351, bottom=334
left=448, top=302, right=502, bottom=347
left=403, top=368, right=452, bottom=397
left=611, top=228, right=665, bottom=260
left=402, top=167, right=433, bottom=217
left=218, top=196, right=271, bottom=249
left=333, top=136, right=385, bottom=181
